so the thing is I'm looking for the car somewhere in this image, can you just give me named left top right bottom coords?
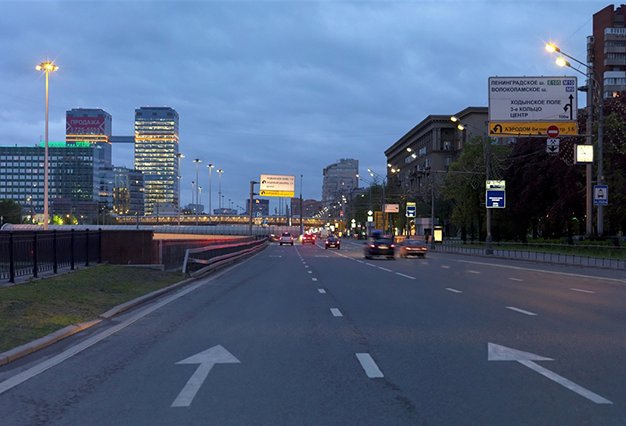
left=364, top=238, right=395, bottom=259
left=325, top=235, right=340, bottom=249
left=302, top=233, right=316, bottom=245
left=279, top=232, right=294, bottom=246
left=398, top=239, right=428, bottom=258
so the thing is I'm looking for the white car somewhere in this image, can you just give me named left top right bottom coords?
left=279, top=232, right=294, bottom=246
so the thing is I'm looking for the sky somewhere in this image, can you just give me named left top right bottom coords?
left=0, top=0, right=608, bottom=214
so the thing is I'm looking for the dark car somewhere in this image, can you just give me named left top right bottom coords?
left=364, top=238, right=395, bottom=259
left=325, top=235, right=340, bottom=249
left=398, top=239, right=428, bottom=258
left=302, top=233, right=316, bottom=245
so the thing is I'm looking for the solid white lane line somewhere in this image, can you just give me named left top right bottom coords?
left=318, top=289, right=326, bottom=294
left=506, top=306, right=537, bottom=316
left=355, top=353, right=384, bottom=378
left=378, top=267, right=392, bottom=272
left=468, top=270, right=481, bottom=274
left=508, top=277, right=524, bottom=282
left=395, top=272, right=416, bottom=280
left=446, top=288, right=463, bottom=293
left=312, top=278, right=318, bottom=282
left=330, top=308, right=343, bottom=317
left=570, top=288, right=595, bottom=294
left=441, top=265, right=451, bottom=269
left=457, top=260, right=626, bottom=284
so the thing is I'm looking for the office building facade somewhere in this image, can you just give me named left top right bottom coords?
left=591, top=4, right=626, bottom=98
left=0, top=142, right=110, bottom=221
left=322, top=159, right=359, bottom=204
left=113, top=167, right=145, bottom=216
left=134, top=107, right=179, bottom=215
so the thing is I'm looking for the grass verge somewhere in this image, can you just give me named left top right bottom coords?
left=0, top=264, right=185, bottom=352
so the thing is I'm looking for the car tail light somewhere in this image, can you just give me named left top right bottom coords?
left=390, top=244, right=395, bottom=248
left=370, top=244, right=376, bottom=248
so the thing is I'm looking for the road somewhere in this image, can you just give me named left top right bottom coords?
left=1, top=239, right=625, bottom=425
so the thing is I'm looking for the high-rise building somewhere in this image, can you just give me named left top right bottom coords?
left=322, top=159, right=359, bottom=204
left=113, top=167, right=145, bottom=216
left=0, top=142, right=111, bottom=222
left=591, top=5, right=626, bottom=98
left=134, top=107, right=179, bottom=215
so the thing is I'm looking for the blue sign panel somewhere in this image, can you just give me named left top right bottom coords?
left=406, top=202, right=416, bottom=218
left=593, top=185, right=608, bottom=206
left=486, top=190, right=506, bottom=208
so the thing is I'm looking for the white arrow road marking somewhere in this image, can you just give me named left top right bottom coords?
left=172, top=345, right=240, bottom=408
left=488, top=343, right=612, bottom=404
left=356, top=353, right=384, bottom=378
left=506, top=306, right=537, bottom=316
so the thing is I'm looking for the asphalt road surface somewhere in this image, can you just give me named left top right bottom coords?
left=1, top=239, right=625, bottom=425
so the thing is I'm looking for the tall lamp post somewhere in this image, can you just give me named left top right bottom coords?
left=546, top=42, right=604, bottom=236
left=451, top=116, right=493, bottom=253
left=217, top=169, right=224, bottom=210
left=36, top=60, right=59, bottom=230
left=176, top=153, right=184, bottom=225
left=367, top=168, right=387, bottom=234
left=207, top=163, right=214, bottom=216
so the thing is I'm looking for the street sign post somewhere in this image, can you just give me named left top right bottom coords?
left=259, top=174, right=295, bottom=198
left=406, top=202, right=416, bottom=218
left=488, top=76, right=578, bottom=137
left=486, top=190, right=506, bottom=208
left=593, top=185, right=608, bottom=206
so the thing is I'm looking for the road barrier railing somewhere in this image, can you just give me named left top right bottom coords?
left=182, top=237, right=267, bottom=275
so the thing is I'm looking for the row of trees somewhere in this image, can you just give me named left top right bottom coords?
left=350, top=94, right=626, bottom=241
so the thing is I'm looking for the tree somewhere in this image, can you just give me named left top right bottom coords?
left=0, top=199, right=23, bottom=226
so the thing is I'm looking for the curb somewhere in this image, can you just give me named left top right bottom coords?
left=0, top=243, right=266, bottom=367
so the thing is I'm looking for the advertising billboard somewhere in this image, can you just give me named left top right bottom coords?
left=66, top=116, right=106, bottom=135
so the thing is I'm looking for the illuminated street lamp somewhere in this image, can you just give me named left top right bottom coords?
left=35, top=60, right=59, bottom=230
left=367, top=168, right=387, bottom=234
left=546, top=42, right=604, bottom=236
left=217, top=169, right=224, bottom=209
left=207, top=163, right=214, bottom=216
left=451, top=116, right=493, bottom=253
left=176, top=153, right=184, bottom=225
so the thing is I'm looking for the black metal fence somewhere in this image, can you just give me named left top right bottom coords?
left=0, top=230, right=101, bottom=283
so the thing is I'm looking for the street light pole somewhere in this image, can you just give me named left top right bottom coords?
left=176, top=153, right=184, bottom=225
left=548, top=42, right=604, bottom=236
left=217, top=169, right=224, bottom=210
left=207, top=163, right=214, bottom=216
left=36, top=60, right=58, bottom=230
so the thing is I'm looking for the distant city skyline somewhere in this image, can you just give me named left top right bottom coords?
left=0, top=1, right=605, bottom=210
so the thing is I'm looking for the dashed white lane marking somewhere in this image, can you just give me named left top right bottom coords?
left=508, top=277, right=524, bottom=282
left=312, top=278, right=318, bottom=282
left=378, top=267, right=392, bottom=272
left=570, top=288, right=595, bottom=294
left=269, top=255, right=283, bottom=258
left=506, top=306, right=538, bottom=316
left=355, top=353, right=384, bottom=378
left=307, top=271, right=312, bottom=274
left=468, top=270, right=481, bottom=274
left=441, top=265, right=451, bottom=269
left=305, top=265, right=309, bottom=268
left=318, top=288, right=326, bottom=294
left=395, top=272, right=416, bottom=280
left=330, top=308, right=343, bottom=317
left=366, top=263, right=377, bottom=267
left=356, top=260, right=364, bottom=264
left=446, top=288, right=463, bottom=293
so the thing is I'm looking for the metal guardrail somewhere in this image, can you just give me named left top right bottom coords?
left=434, top=240, right=626, bottom=269
left=182, top=238, right=267, bottom=274
left=0, top=230, right=101, bottom=283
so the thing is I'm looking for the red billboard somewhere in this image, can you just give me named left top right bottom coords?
left=66, top=116, right=106, bottom=135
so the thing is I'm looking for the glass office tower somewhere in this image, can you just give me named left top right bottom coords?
left=134, top=107, right=179, bottom=215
